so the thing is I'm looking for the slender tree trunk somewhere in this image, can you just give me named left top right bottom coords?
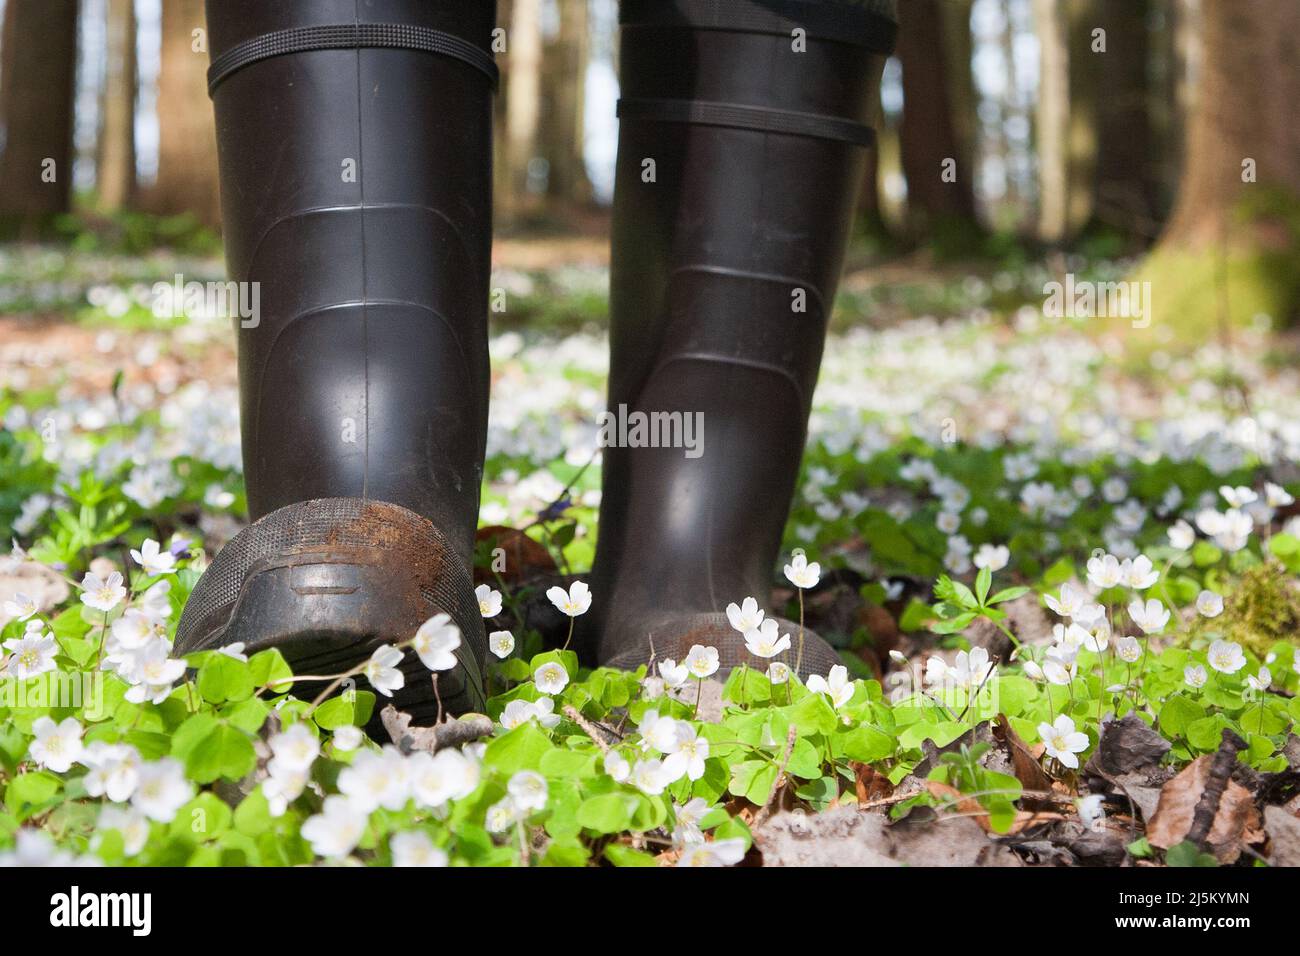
left=542, top=0, right=592, bottom=206
left=99, top=0, right=139, bottom=211
left=1134, top=0, right=1300, bottom=338
left=1086, top=0, right=1156, bottom=238
left=897, top=0, right=981, bottom=244
left=501, top=0, right=544, bottom=222
left=143, top=0, right=220, bottom=225
left=0, top=0, right=79, bottom=232
left=1033, top=0, right=1071, bottom=243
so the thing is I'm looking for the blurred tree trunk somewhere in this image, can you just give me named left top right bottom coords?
left=0, top=0, right=79, bottom=232
left=1087, top=0, right=1157, bottom=239
left=1132, top=0, right=1300, bottom=340
left=493, top=0, right=515, bottom=220
left=897, top=0, right=981, bottom=247
left=501, top=0, right=544, bottom=223
left=99, top=0, right=139, bottom=212
left=143, top=0, right=220, bottom=226
left=542, top=0, right=592, bottom=206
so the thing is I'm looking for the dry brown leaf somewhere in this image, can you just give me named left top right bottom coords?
left=924, top=780, right=1064, bottom=835
left=472, top=525, right=556, bottom=584
left=1146, top=754, right=1262, bottom=863
left=853, top=762, right=895, bottom=805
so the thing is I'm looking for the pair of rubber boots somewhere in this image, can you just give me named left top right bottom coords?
left=176, top=0, right=896, bottom=721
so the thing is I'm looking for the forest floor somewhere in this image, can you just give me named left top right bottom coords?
left=2, top=238, right=1299, bottom=867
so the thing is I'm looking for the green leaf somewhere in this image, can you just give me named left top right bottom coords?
left=837, top=725, right=895, bottom=764
left=1165, top=840, right=1218, bottom=867
left=5, top=771, right=61, bottom=815
left=729, top=760, right=778, bottom=804
left=247, top=648, right=293, bottom=689
left=1158, top=695, right=1207, bottom=740
left=576, top=792, right=636, bottom=834
left=975, top=567, right=992, bottom=606
left=184, top=723, right=257, bottom=784
left=170, top=792, right=233, bottom=843
left=604, top=844, right=659, bottom=867
left=197, top=655, right=255, bottom=704
left=483, top=722, right=553, bottom=774
left=988, top=586, right=1030, bottom=605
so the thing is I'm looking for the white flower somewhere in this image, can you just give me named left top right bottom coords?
left=79, top=742, right=141, bottom=802
left=476, top=584, right=503, bottom=618
left=507, top=770, right=548, bottom=813
left=725, top=597, right=765, bottom=633
left=485, top=797, right=522, bottom=833
left=1037, top=715, right=1089, bottom=769
left=390, top=831, right=448, bottom=867
left=3, top=629, right=58, bottom=679
left=743, top=619, right=791, bottom=659
left=130, top=539, right=176, bottom=576
left=502, top=696, right=560, bottom=730
left=677, top=838, right=747, bottom=867
left=1168, top=520, right=1196, bottom=551
left=1121, top=555, right=1159, bottom=590
left=1042, top=645, right=1078, bottom=686
left=1081, top=621, right=1110, bottom=654
left=1077, top=794, right=1105, bottom=832
left=28, top=716, right=84, bottom=772
left=684, top=644, right=719, bottom=679
left=973, top=543, right=1010, bottom=572
left=408, top=748, right=480, bottom=809
left=80, top=570, right=126, bottom=612
left=1195, top=590, right=1224, bottom=618
left=1073, top=602, right=1107, bottom=629
left=604, top=750, right=631, bottom=783
left=1184, top=664, right=1208, bottom=688
left=1052, top=622, right=1091, bottom=650
left=658, top=658, right=689, bottom=688
left=545, top=581, right=592, bottom=617
left=338, top=746, right=410, bottom=812
left=662, top=723, right=710, bottom=782
left=637, top=709, right=683, bottom=753
left=1265, top=482, right=1294, bottom=508
left=767, top=661, right=791, bottom=685
left=806, top=664, right=854, bottom=709
left=268, top=723, right=321, bottom=773
left=936, top=511, right=962, bottom=534
left=631, top=758, right=669, bottom=796
left=1220, top=485, right=1257, bottom=508
left=301, top=796, right=369, bottom=858
left=1246, top=667, right=1272, bottom=693
left=1114, top=636, right=1142, bottom=663
left=1207, top=640, right=1246, bottom=675
left=672, top=797, right=710, bottom=846
left=216, top=641, right=248, bottom=662
left=1045, top=582, right=1086, bottom=618
left=1101, top=478, right=1128, bottom=503
left=488, top=630, right=515, bottom=659
left=1127, top=598, right=1170, bottom=635
left=131, top=758, right=193, bottom=822
left=263, top=763, right=309, bottom=817
left=2, top=592, right=37, bottom=622
left=122, top=643, right=186, bottom=705
left=413, top=613, right=461, bottom=672
left=783, top=552, right=821, bottom=589
left=110, top=608, right=160, bottom=651
left=1200, top=508, right=1252, bottom=551
left=333, top=725, right=364, bottom=751
left=96, top=806, right=150, bottom=857
left=533, top=660, right=570, bottom=695
left=363, top=644, right=406, bottom=697
left=1085, top=553, right=1123, bottom=590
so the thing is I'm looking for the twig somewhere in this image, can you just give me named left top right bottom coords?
left=1186, top=728, right=1247, bottom=849
left=563, top=704, right=613, bottom=755
left=381, top=705, right=493, bottom=754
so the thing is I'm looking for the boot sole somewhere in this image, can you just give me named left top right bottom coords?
left=176, top=497, right=486, bottom=722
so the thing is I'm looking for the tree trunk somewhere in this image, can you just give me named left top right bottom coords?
left=501, top=0, right=544, bottom=222
left=1133, top=0, right=1300, bottom=340
left=99, top=0, right=139, bottom=211
left=0, top=0, right=79, bottom=232
left=1088, top=0, right=1157, bottom=238
left=143, top=0, right=220, bottom=226
left=897, top=0, right=981, bottom=246
left=542, top=0, right=592, bottom=206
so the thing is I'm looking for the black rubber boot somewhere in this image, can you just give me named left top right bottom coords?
left=586, top=0, right=895, bottom=679
left=176, top=0, right=499, bottom=719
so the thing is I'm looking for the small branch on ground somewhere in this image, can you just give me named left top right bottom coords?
left=381, top=704, right=493, bottom=754
left=755, top=726, right=798, bottom=827
left=563, top=704, right=613, bottom=754
left=1186, top=728, right=1247, bottom=849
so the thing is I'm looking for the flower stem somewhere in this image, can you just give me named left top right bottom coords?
left=794, top=589, right=806, bottom=676
left=562, top=617, right=574, bottom=652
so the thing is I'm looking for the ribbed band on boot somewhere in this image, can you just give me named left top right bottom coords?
left=620, top=0, right=898, bottom=52
left=207, top=22, right=499, bottom=94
